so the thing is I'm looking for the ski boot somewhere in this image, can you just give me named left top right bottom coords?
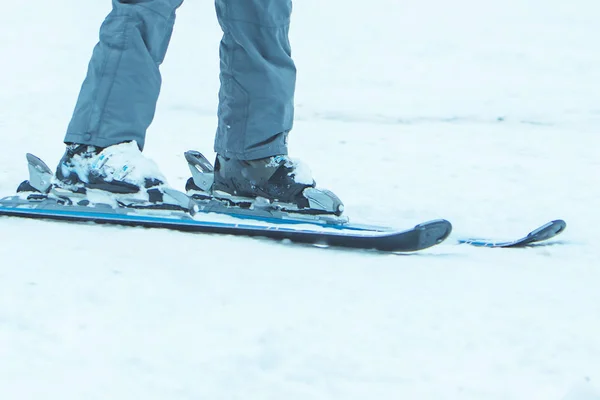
left=184, top=150, right=344, bottom=216
left=17, top=141, right=192, bottom=211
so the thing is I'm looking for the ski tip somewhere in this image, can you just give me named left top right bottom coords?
left=414, top=219, right=453, bottom=250
left=458, top=219, right=567, bottom=248
left=549, top=219, right=567, bottom=234
left=524, top=219, right=567, bottom=242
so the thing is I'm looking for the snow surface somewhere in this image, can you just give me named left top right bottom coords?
left=1, top=0, right=600, bottom=399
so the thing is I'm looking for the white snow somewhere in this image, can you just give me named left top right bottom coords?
left=91, top=141, right=167, bottom=185
left=287, top=158, right=314, bottom=185
left=56, top=141, right=167, bottom=188
left=1, top=1, right=600, bottom=399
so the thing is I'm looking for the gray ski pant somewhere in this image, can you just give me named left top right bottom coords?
left=64, top=0, right=295, bottom=160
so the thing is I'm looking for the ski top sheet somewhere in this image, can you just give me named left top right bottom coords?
left=0, top=196, right=453, bottom=253
left=458, top=219, right=567, bottom=248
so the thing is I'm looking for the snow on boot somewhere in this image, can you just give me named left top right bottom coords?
left=49, top=141, right=190, bottom=210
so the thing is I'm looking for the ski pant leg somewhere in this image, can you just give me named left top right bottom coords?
left=214, top=0, right=296, bottom=161
left=64, top=0, right=184, bottom=150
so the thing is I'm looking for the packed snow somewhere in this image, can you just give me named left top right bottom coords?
left=1, top=1, right=600, bottom=399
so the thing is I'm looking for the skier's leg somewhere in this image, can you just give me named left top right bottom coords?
left=64, top=0, right=184, bottom=151
left=214, top=0, right=295, bottom=161
left=187, top=1, right=342, bottom=214
left=55, top=0, right=185, bottom=201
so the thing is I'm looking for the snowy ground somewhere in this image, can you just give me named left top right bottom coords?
left=1, top=1, right=600, bottom=399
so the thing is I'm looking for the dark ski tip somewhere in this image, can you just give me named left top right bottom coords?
left=414, top=219, right=453, bottom=250
left=327, top=219, right=452, bottom=253
left=458, top=219, right=567, bottom=248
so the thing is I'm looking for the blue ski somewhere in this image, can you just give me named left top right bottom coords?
left=0, top=196, right=452, bottom=252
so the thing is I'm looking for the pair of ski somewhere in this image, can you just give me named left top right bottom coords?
left=0, top=152, right=567, bottom=253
